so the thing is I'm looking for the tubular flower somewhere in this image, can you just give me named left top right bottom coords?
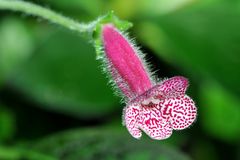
left=101, top=24, right=197, bottom=140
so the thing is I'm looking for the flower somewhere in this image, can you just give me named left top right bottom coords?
left=101, top=24, right=197, bottom=140
left=124, top=76, right=197, bottom=140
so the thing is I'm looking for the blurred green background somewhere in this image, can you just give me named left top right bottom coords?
left=0, top=0, right=240, bottom=159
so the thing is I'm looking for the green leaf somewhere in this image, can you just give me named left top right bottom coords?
left=0, top=17, right=34, bottom=85
left=40, top=0, right=105, bottom=17
left=10, top=27, right=119, bottom=118
left=0, top=146, right=56, bottom=160
left=0, top=106, right=16, bottom=142
left=199, top=80, right=240, bottom=142
left=30, top=128, right=191, bottom=160
left=137, top=3, right=240, bottom=95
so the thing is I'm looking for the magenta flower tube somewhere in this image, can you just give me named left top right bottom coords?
left=102, top=24, right=153, bottom=100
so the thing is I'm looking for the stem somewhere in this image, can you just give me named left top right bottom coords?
left=0, top=0, right=94, bottom=34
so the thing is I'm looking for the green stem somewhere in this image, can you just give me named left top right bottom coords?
left=0, top=0, right=94, bottom=34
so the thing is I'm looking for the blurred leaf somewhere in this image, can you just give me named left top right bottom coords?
left=0, top=106, right=16, bottom=142
left=10, top=27, right=119, bottom=118
left=30, top=128, right=191, bottom=160
left=40, top=0, right=196, bottom=20
left=0, top=17, right=34, bottom=85
left=138, top=0, right=196, bottom=16
left=40, top=0, right=104, bottom=17
left=0, top=146, right=56, bottom=160
left=190, top=139, right=218, bottom=160
left=199, top=80, right=240, bottom=142
left=137, top=3, right=240, bottom=95
left=108, top=0, right=197, bottom=19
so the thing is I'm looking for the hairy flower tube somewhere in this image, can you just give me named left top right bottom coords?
left=101, top=24, right=197, bottom=140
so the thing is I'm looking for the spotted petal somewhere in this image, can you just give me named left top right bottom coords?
left=124, top=98, right=173, bottom=140
left=153, top=76, right=189, bottom=99
left=139, top=103, right=173, bottom=140
left=123, top=77, right=196, bottom=140
left=165, top=95, right=197, bottom=130
left=123, top=104, right=142, bottom=139
left=131, top=76, right=189, bottom=104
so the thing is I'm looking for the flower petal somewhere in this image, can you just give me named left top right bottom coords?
left=140, top=103, right=173, bottom=140
left=161, top=95, right=197, bottom=130
left=130, top=76, right=189, bottom=104
left=123, top=104, right=142, bottom=139
left=155, top=76, right=189, bottom=99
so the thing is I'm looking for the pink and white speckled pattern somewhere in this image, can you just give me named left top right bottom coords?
left=123, top=77, right=197, bottom=140
left=157, top=76, right=189, bottom=98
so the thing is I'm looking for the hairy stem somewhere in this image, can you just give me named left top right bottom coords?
left=0, top=0, right=94, bottom=33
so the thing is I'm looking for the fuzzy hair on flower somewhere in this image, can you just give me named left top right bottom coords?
left=100, top=24, right=197, bottom=140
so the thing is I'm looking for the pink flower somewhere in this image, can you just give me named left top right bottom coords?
left=102, top=24, right=197, bottom=140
